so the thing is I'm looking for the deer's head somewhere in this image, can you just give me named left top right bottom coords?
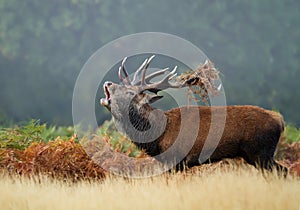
left=100, top=55, right=182, bottom=142
left=100, top=55, right=181, bottom=119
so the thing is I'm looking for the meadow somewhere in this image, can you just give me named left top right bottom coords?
left=1, top=167, right=299, bottom=210
left=0, top=120, right=300, bottom=210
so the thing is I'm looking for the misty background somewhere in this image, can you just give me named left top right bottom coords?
left=0, top=0, right=299, bottom=126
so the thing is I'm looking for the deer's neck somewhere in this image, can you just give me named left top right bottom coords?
left=113, top=103, right=167, bottom=156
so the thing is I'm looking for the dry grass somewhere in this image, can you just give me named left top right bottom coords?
left=1, top=166, right=299, bottom=210
left=0, top=139, right=106, bottom=181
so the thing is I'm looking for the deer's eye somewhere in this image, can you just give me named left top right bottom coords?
left=126, top=91, right=135, bottom=96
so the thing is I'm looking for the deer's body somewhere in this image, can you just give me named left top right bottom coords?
left=101, top=55, right=287, bottom=173
left=134, top=105, right=284, bottom=169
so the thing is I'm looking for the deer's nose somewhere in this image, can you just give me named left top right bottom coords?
left=104, top=81, right=113, bottom=87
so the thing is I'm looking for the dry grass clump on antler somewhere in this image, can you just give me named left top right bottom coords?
left=177, top=59, right=221, bottom=104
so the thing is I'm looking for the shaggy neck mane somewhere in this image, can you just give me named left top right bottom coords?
left=128, top=103, right=152, bottom=131
left=114, top=102, right=167, bottom=156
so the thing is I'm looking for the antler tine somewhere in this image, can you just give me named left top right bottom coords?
left=168, top=72, right=178, bottom=81
left=140, top=55, right=155, bottom=85
left=118, top=66, right=125, bottom=85
left=145, top=67, right=169, bottom=84
left=159, top=66, right=180, bottom=87
left=120, top=57, right=131, bottom=85
left=134, top=67, right=169, bottom=85
left=140, top=66, right=184, bottom=93
left=132, top=58, right=148, bottom=85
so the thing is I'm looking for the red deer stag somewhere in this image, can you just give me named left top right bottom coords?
left=100, top=55, right=287, bottom=173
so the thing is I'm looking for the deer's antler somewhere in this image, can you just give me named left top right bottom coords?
left=118, top=55, right=185, bottom=94
left=118, top=57, right=131, bottom=85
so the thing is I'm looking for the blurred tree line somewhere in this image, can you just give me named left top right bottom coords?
left=0, top=0, right=299, bottom=125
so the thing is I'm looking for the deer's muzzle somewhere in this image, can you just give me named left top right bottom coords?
left=100, top=81, right=112, bottom=109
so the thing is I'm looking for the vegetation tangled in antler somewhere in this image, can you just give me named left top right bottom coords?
left=177, top=59, right=221, bottom=104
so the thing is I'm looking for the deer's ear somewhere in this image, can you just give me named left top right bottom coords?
left=148, top=95, right=163, bottom=104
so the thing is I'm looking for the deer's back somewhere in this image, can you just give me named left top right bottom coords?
left=159, top=105, right=284, bottom=163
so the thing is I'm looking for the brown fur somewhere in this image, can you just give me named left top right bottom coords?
left=152, top=105, right=286, bottom=172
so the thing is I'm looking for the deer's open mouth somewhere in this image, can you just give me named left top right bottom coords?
left=100, top=82, right=111, bottom=108
left=104, top=85, right=110, bottom=100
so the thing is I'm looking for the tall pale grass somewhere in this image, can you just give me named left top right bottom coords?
left=0, top=168, right=299, bottom=210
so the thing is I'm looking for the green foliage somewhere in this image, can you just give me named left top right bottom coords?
left=40, top=125, right=76, bottom=142
left=97, top=120, right=144, bottom=157
left=0, top=120, right=76, bottom=150
left=283, top=124, right=300, bottom=143
left=0, top=118, right=142, bottom=157
left=0, top=120, right=44, bottom=149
